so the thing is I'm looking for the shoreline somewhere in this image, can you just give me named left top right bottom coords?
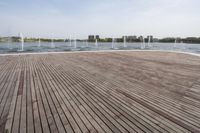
left=0, top=49, right=200, bottom=57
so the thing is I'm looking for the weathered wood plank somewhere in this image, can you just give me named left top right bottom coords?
left=61, top=52, right=200, bottom=132
left=29, top=56, right=42, bottom=133
left=1, top=51, right=200, bottom=133
left=20, top=57, right=27, bottom=133
left=11, top=57, right=25, bottom=133
left=36, top=58, right=66, bottom=133
left=32, top=57, right=51, bottom=133
left=0, top=57, right=19, bottom=132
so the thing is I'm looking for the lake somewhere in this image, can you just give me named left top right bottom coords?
left=0, top=42, right=200, bottom=54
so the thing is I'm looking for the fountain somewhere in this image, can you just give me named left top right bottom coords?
left=174, top=38, right=177, bottom=49
left=74, top=39, right=77, bottom=48
left=95, top=39, right=98, bottom=48
left=69, top=36, right=72, bottom=47
left=112, top=37, right=115, bottom=49
left=141, top=37, right=145, bottom=49
left=51, top=39, right=55, bottom=48
left=19, top=33, right=24, bottom=51
left=123, top=36, right=127, bottom=47
left=38, top=38, right=41, bottom=47
left=148, top=36, right=151, bottom=48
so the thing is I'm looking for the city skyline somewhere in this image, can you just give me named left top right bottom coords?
left=0, top=0, right=200, bottom=39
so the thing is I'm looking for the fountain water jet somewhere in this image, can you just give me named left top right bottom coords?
left=69, top=36, right=72, bottom=47
left=174, top=38, right=177, bottom=49
left=123, top=36, right=127, bottom=47
left=112, top=37, right=115, bottom=49
left=51, top=39, right=55, bottom=48
left=141, top=37, right=145, bottom=49
left=95, top=39, right=98, bottom=48
left=19, top=33, right=24, bottom=51
left=38, top=38, right=41, bottom=47
left=7, top=37, right=12, bottom=49
left=74, top=39, right=77, bottom=48
left=148, top=36, right=151, bottom=48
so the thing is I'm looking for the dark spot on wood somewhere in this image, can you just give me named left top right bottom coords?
left=17, top=70, right=24, bottom=96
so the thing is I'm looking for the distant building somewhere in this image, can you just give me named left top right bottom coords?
left=95, top=35, right=100, bottom=40
left=138, top=36, right=144, bottom=42
left=127, top=36, right=137, bottom=42
left=88, top=35, right=100, bottom=41
left=88, top=35, right=95, bottom=40
left=127, top=36, right=137, bottom=40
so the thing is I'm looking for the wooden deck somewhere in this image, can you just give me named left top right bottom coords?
left=0, top=51, right=200, bottom=133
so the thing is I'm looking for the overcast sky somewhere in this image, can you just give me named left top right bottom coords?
left=0, top=0, right=200, bottom=39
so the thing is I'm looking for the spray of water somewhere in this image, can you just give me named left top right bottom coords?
left=123, top=36, right=127, bottom=48
left=74, top=38, right=77, bottom=48
left=112, top=37, right=115, bottom=49
left=38, top=38, right=41, bottom=47
left=141, top=37, right=145, bottom=49
left=95, top=39, right=98, bottom=48
left=19, top=33, right=24, bottom=51
left=148, top=36, right=151, bottom=47
left=174, top=38, right=177, bottom=49
left=69, top=36, right=72, bottom=47
left=51, top=39, right=55, bottom=48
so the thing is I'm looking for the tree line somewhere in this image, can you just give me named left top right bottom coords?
left=1, top=36, right=200, bottom=44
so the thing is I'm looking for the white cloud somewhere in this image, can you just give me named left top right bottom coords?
left=0, top=0, right=200, bottom=38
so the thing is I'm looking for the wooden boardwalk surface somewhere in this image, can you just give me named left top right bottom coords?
left=0, top=51, right=200, bottom=133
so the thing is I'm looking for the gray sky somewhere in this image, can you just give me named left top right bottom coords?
left=0, top=0, right=200, bottom=39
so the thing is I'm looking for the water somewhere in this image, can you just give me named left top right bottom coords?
left=141, top=38, right=145, bottom=49
left=112, top=38, right=115, bottom=49
left=86, top=40, right=88, bottom=47
left=74, top=39, right=77, bottom=48
left=69, top=36, right=72, bottom=47
left=174, top=39, right=177, bottom=48
left=95, top=39, right=98, bottom=47
left=123, top=36, right=127, bottom=48
left=51, top=39, right=55, bottom=48
left=148, top=37, right=151, bottom=48
left=38, top=38, right=41, bottom=47
left=19, top=33, right=24, bottom=51
left=0, top=42, right=200, bottom=55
